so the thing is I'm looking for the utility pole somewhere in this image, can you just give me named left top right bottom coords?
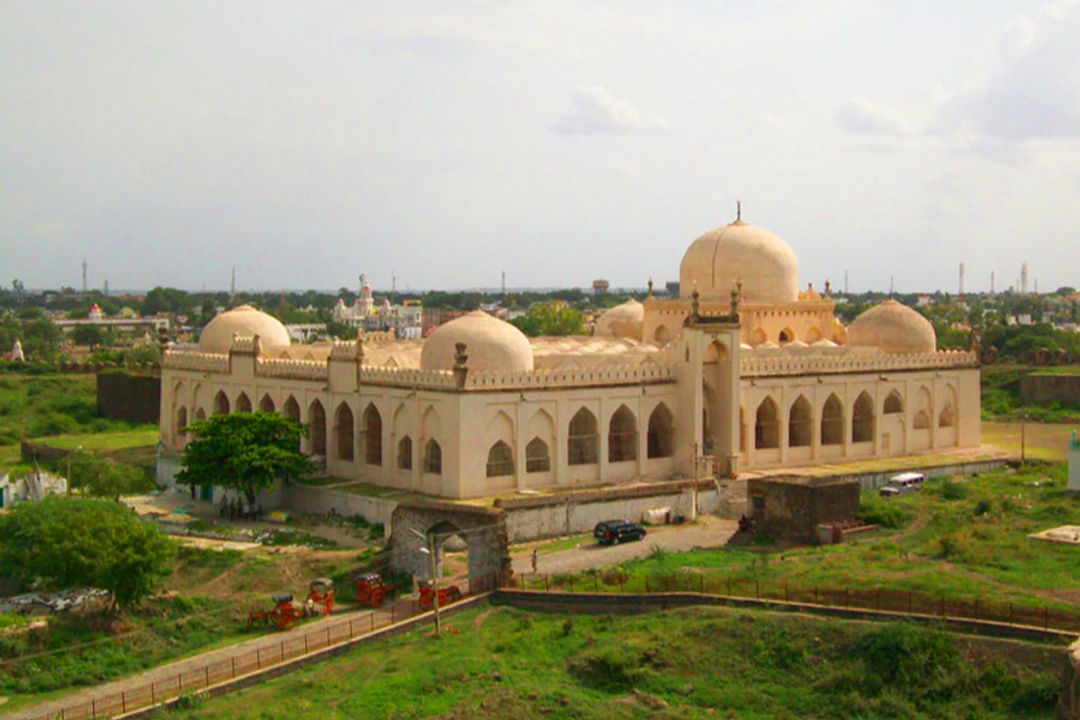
left=428, top=532, right=441, bottom=636
left=82, top=259, right=88, bottom=294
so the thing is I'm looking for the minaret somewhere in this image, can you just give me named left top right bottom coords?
left=990, top=271, right=995, bottom=295
left=230, top=267, right=236, bottom=296
left=82, top=259, right=88, bottom=294
left=958, top=263, right=965, bottom=298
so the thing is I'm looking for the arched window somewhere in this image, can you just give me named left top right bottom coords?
left=750, top=328, right=767, bottom=346
left=788, top=396, right=812, bottom=447
left=938, top=404, right=956, bottom=428
left=194, top=408, right=206, bottom=422
left=884, top=391, right=903, bottom=414
left=259, top=394, right=275, bottom=413
left=176, top=406, right=188, bottom=437
left=335, top=403, right=354, bottom=461
left=398, top=436, right=412, bottom=470
left=608, top=405, right=637, bottom=462
left=647, top=404, right=674, bottom=459
left=821, top=394, right=843, bottom=445
left=214, top=391, right=229, bottom=415
left=309, top=400, right=326, bottom=456
left=852, top=391, right=875, bottom=443
left=486, top=440, right=514, bottom=477
left=568, top=408, right=598, bottom=465
left=526, top=437, right=550, bottom=472
left=754, top=397, right=780, bottom=449
left=283, top=396, right=300, bottom=421
left=362, top=403, right=382, bottom=466
left=779, top=327, right=794, bottom=344
left=913, top=410, right=931, bottom=429
left=236, top=393, right=252, bottom=413
left=423, top=439, right=441, bottom=474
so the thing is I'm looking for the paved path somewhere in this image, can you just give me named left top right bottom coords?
left=6, top=596, right=418, bottom=720
left=511, top=518, right=738, bottom=576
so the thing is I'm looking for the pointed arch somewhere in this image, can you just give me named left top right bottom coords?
left=213, top=390, right=230, bottom=415
left=283, top=395, right=300, bottom=422
left=175, top=406, right=188, bottom=439
left=526, top=437, right=550, bottom=473
left=939, top=403, right=956, bottom=427
left=750, top=327, right=767, bottom=346
left=397, top=435, right=413, bottom=470
left=362, top=403, right=382, bottom=465
left=852, top=391, right=875, bottom=443
left=194, top=408, right=206, bottom=422
left=335, top=402, right=354, bottom=461
left=308, top=399, right=326, bottom=455
left=608, top=404, right=637, bottom=462
left=779, top=327, right=795, bottom=344
left=821, top=394, right=844, bottom=445
left=884, top=390, right=903, bottom=414
left=236, top=392, right=252, bottom=413
left=486, top=440, right=514, bottom=477
left=913, top=410, right=931, bottom=429
left=806, top=326, right=823, bottom=343
left=423, top=438, right=441, bottom=474
left=568, top=407, right=598, bottom=465
left=647, top=403, right=674, bottom=459
left=704, top=341, right=728, bottom=364
left=259, top=394, right=275, bottom=413
left=788, top=395, right=812, bottom=447
left=754, top=396, right=780, bottom=449
left=654, top=325, right=672, bottom=344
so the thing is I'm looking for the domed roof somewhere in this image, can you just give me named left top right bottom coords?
left=847, top=300, right=936, bottom=354
left=420, top=311, right=533, bottom=372
left=199, top=305, right=291, bottom=354
left=679, top=217, right=799, bottom=304
left=593, top=299, right=644, bottom=341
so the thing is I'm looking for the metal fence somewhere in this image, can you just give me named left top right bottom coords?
left=512, top=571, right=1080, bottom=633
left=25, top=573, right=499, bottom=720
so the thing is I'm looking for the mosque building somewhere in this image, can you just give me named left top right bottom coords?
left=158, top=212, right=979, bottom=499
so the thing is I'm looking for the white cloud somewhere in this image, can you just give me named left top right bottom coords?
left=835, top=97, right=914, bottom=136
left=551, top=86, right=667, bottom=135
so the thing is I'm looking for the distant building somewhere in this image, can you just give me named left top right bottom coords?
left=333, top=275, right=422, bottom=338
left=53, top=304, right=170, bottom=334
left=0, top=467, right=67, bottom=508
left=916, top=295, right=932, bottom=307
left=592, top=279, right=610, bottom=296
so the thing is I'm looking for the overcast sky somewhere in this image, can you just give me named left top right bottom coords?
left=2, top=1, right=1079, bottom=294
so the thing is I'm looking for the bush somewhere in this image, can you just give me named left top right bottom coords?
left=30, top=412, right=79, bottom=436
left=858, top=499, right=913, bottom=529
left=974, top=499, right=992, bottom=517
left=938, top=480, right=968, bottom=500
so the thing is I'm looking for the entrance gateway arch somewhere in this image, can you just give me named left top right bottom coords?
left=388, top=499, right=511, bottom=592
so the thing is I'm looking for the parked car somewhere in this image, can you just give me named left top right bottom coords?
left=594, top=520, right=647, bottom=545
left=879, top=472, right=926, bottom=497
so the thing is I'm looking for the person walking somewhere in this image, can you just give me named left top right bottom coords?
left=530, top=547, right=539, bottom=574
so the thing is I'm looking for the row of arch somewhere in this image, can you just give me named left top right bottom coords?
left=745, top=388, right=956, bottom=451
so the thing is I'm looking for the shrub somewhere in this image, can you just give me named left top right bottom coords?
left=974, top=500, right=992, bottom=517
left=30, top=412, right=79, bottom=436
left=939, top=480, right=968, bottom=500
left=859, top=499, right=912, bottom=529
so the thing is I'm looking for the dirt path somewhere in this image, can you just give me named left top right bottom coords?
left=510, top=518, right=738, bottom=576
left=5, top=596, right=419, bottom=720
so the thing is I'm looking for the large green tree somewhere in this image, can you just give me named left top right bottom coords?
left=0, top=496, right=175, bottom=610
left=511, top=302, right=585, bottom=336
left=177, top=412, right=312, bottom=505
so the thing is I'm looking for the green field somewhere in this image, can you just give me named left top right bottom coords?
left=159, top=604, right=1062, bottom=720
left=528, top=464, right=1080, bottom=617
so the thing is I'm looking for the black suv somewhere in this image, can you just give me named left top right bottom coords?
left=594, top=520, right=647, bottom=545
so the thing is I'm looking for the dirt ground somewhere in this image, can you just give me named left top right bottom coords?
left=508, top=517, right=738, bottom=576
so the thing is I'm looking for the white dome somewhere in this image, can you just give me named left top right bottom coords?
left=847, top=300, right=936, bottom=354
left=680, top=218, right=799, bottom=304
left=420, top=311, right=534, bottom=372
left=594, top=299, right=644, bottom=341
left=199, top=305, right=291, bottom=354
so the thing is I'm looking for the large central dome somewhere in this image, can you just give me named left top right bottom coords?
left=679, top=217, right=799, bottom=304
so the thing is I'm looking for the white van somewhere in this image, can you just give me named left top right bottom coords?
left=879, top=472, right=926, bottom=497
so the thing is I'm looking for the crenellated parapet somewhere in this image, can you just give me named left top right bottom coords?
left=162, top=350, right=230, bottom=373
left=329, top=338, right=360, bottom=361
left=463, top=364, right=674, bottom=390
left=229, top=334, right=259, bottom=354
left=359, top=366, right=459, bottom=388
left=741, top=349, right=978, bottom=378
left=361, top=330, right=396, bottom=343
left=256, top=356, right=328, bottom=380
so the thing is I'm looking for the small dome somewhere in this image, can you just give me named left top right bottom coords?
left=199, top=305, right=291, bottom=354
left=420, top=311, right=533, bottom=372
left=847, top=300, right=936, bottom=354
left=680, top=217, right=799, bottom=304
left=594, top=299, right=644, bottom=340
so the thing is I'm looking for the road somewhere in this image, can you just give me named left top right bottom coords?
left=510, top=517, right=738, bottom=576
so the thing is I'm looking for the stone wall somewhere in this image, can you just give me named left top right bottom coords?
left=282, top=484, right=398, bottom=531
left=746, top=477, right=860, bottom=541
left=495, top=480, right=721, bottom=543
left=1023, top=374, right=1080, bottom=406
left=97, top=370, right=161, bottom=423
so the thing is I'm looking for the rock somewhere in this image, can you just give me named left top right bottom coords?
left=633, top=689, right=669, bottom=709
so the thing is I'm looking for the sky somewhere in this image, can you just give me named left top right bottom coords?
left=2, top=0, right=1079, bottom=294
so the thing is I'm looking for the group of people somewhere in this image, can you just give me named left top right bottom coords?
left=219, top=493, right=260, bottom=521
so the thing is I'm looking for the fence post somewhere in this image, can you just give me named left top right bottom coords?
left=349, top=618, right=355, bottom=637
left=122, top=691, right=127, bottom=714
left=326, top=627, right=331, bottom=646
left=281, top=640, right=286, bottom=660
left=370, top=611, right=374, bottom=631
left=232, top=658, right=236, bottom=678
left=179, top=672, right=183, bottom=692
left=205, top=666, right=210, bottom=687
left=151, top=682, right=156, bottom=705
left=91, top=699, right=96, bottom=719
left=304, top=635, right=309, bottom=653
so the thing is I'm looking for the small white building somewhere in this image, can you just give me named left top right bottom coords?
left=0, top=468, right=67, bottom=508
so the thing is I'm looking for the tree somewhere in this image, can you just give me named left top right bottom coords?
left=68, top=452, right=154, bottom=500
left=177, top=412, right=312, bottom=505
left=0, top=496, right=175, bottom=610
left=510, top=302, right=585, bottom=336
left=72, top=324, right=104, bottom=347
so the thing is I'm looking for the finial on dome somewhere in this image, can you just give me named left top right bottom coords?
left=824, top=279, right=831, bottom=298
left=736, top=200, right=741, bottom=222
left=691, top=283, right=700, bottom=320
left=647, top=277, right=654, bottom=299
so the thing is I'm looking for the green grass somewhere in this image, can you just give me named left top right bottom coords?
left=159, top=604, right=1062, bottom=720
left=511, top=534, right=592, bottom=556
left=982, top=421, right=1071, bottom=461
left=534, top=465, right=1080, bottom=617
left=27, top=427, right=159, bottom=452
